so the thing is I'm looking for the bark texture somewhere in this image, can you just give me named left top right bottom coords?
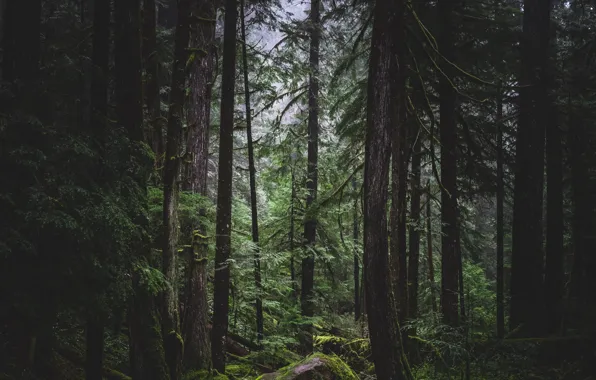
left=182, top=0, right=216, bottom=371
left=364, top=0, right=408, bottom=377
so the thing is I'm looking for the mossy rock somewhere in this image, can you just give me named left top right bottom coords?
left=257, top=353, right=358, bottom=380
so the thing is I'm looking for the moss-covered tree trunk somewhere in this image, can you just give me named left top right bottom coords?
left=162, top=0, right=193, bottom=377
left=212, top=0, right=238, bottom=372
left=182, top=0, right=216, bottom=372
left=364, top=0, right=409, bottom=377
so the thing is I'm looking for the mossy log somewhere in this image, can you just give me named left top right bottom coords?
left=257, top=353, right=358, bottom=380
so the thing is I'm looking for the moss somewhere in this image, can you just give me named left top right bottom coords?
left=182, top=370, right=229, bottom=380
left=267, top=353, right=358, bottom=380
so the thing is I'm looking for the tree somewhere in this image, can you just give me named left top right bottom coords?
left=496, top=84, right=505, bottom=339
left=162, top=0, right=192, bottom=376
left=142, top=0, right=164, bottom=176
left=212, top=0, right=238, bottom=372
left=438, top=0, right=459, bottom=327
left=182, top=0, right=217, bottom=371
left=300, top=0, right=321, bottom=354
left=510, top=0, right=551, bottom=336
left=115, top=0, right=169, bottom=378
left=407, top=125, right=422, bottom=325
left=364, top=0, right=409, bottom=377
left=86, top=0, right=111, bottom=377
left=240, top=0, right=264, bottom=342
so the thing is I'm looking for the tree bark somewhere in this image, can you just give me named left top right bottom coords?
left=364, top=0, right=409, bottom=377
left=240, top=0, right=264, bottom=342
left=510, top=0, right=551, bottom=336
left=182, top=0, right=216, bottom=371
left=426, top=183, right=437, bottom=314
left=390, top=97, right=409, bottom=327
left=300, top=0, right=320, bottom=354
left=353, top=178, right=361, bottom=321
left=408, top=128, right=421, bottom=323
left=496, top=85, right=505, bottom=339
left=162, top=0, right=193, bottom=377
left=212, top=0, right=238, bottom=372
left=438, top=0, right=459, bottom=327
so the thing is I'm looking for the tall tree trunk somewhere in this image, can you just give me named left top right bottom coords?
left=86, top=0, right=110, bottom=377
left=182, top=0, right=216, bottom=371
left=300, top=0, right=320, bottom=354
left=162, top=0, right=192, bottom=377
left=353, top=178, right=361, bottom=321
left=510, top=0, right=550, bottom=336
left=143, top=0, right=164, bottom=174
left=390, top=103, right=409, bottom=326
left=85, top=317, right=104, bottom=380
left=438, top=0, right=459, bottom=327
left=364, top=0, right=409, bottom=377
left=290, top=165, right=297, bottom=298
left=496, top=85, right=505, bottom=339
left=240, top=0, right=264, bottom=342
left=212, top=0, right=238, bottom=372
left=115, top=0, right=169, bottom=378
left=408, top=128, right=421, bottom=323
left=426, top=184, right=437, bottom=314
left=544, top=27, right=562, bottom=336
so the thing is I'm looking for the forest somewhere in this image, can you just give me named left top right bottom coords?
left=1, top=0, right=595, bottom=379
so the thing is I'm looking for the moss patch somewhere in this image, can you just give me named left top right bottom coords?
left=260, top=353, right=358, bottom=380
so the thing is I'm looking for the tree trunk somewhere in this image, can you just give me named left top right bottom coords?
left=544, top=29, right=563, bottom=336
left=426, top=183, right=437, bottom=314
left=85, top=317, right=104, bottom=380
left=496, top=85, right=505, bottom=339
left=115, top=0, right=169, bottom=378
left=364, top=0, right=409, bottom=377
left=182, top=0, right=216, bottom=371
left=438, top=0, right=459, bottom=327
left=143, top=0, right=164, bottom=174
left=212, top=0, right=238, bottom=372
left=240, top=0, right=264, bottom=342
left=86, top=0, right=110, bottom=376
left=162, top=0, right=193, bottom=377
left=300, top=0, right=320, bottom=354
left=390, top=100, right=409, bottom=326
left=290, top=165, right=297, bottom=298
left=353, top=178, right=361, bottom=321
left=510, top=0, right=550, bottom=336
left=408, top=128, right=421, bottom=323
